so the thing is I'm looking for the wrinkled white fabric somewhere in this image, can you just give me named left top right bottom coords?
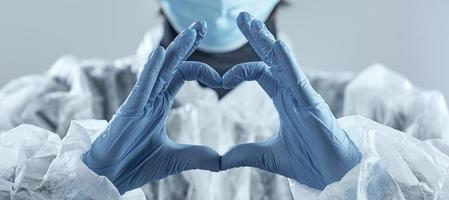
left=0, top=56, right=136, bottom=137
left=0, top=120, right=145, bottom=200
left=289, top=115, right=449, bottom=199
left=344, top=64, right=449, bottom=141
left=0, top=125, right=61, bottom=199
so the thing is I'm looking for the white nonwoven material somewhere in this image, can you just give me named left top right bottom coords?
left=343, top=64, right=449, bottom=141
left=290, top=65, right=449, bottom=199
left=289, top=115, right=449, bottom=200
left=0, top=125, right=61, bottom=192
left=0, top=120, right=145, bottom=200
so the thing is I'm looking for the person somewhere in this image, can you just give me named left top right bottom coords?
left=1, top=1, right=449, bottom=200
left=81, top=11, right=363, bottom=194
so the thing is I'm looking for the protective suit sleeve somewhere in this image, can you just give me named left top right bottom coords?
left=0, top=120, right=146, bottom=200
left=289, top=115, right=449, bottom=200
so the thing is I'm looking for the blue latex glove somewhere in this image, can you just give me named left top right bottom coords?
left=220, top=12, right=362, bottom=190
left=82, top=21, right=222, bottom=194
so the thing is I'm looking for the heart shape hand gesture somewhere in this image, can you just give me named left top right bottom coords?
left=82, top=12, right=361, bottom=194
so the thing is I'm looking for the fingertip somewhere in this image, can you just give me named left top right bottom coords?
left=186, top=145, right=221, bottom=172
left=204, top=147, right=221, bottom=172
left=219, top=150, right=232, bottom=170
left=199, top=63, right=222, bottom=88
left=210, top=70, right=222, bottom=88
left=223, top=63, right=256, bottom=89
left=238, top=12, right=253, bottom=24
left=222, top=68, right=240, bottom=89
left=189, top=20, right=207, bottom=39
left=220, top=145, right=245, bottom=170
left=219, top=159, right=228, bottom=171
left=239, top=11, right=251, bottom=19
left=221, top=142, right=270, bottom=170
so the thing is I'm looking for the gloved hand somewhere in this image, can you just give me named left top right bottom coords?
left=82, top=21, right=222, bottom=194
left=220, top=12, right=362, bottom=190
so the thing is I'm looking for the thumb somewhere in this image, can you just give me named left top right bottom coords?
left=171, top=144, right=221, bottom=172
left=220, top=138, right=277, bottom=171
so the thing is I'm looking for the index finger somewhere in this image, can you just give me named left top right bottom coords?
left=149, top=28, right=197, bottom=101
left=237, top=12, right=276, bottom=65
left=119, top=46, right=166, bottom=115
left=185, top=20, right=207, bottom=59
left=274, top=41, right=323, bottom=106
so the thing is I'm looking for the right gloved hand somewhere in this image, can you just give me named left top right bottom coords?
left=82, top=21, right=222, bottom=194
left=220, top=12, right=362, bottom=190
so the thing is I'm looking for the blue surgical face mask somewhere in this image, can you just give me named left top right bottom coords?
left=160, top=0, right=280, bottom=53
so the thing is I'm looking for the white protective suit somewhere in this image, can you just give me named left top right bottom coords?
left=1, top=24, right=449, bottom=200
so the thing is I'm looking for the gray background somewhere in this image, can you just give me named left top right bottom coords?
left=1, top=0, right=448, bottom=99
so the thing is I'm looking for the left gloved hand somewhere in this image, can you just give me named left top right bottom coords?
left=82, top=21, right=222, bottom=194
left=220, top=12, right=362, bottom=190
